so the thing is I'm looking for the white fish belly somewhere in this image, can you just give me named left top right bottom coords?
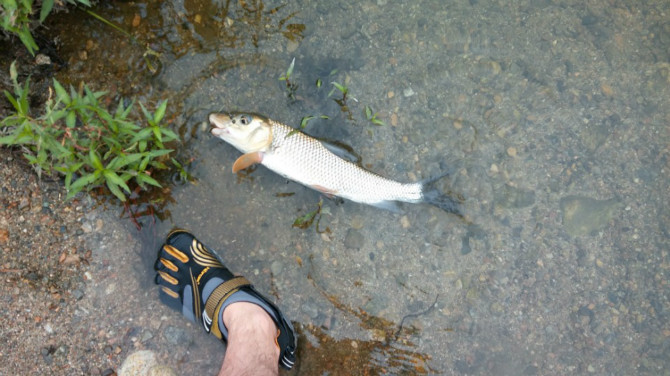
left=261, top=122, right=423, bottom=205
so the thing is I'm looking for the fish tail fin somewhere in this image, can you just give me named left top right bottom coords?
left=421, top=173, right=462, bottom=216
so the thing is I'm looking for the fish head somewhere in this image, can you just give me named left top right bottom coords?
left=209, top=112, right=273, bottom=153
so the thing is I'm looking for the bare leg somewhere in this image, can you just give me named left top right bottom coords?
left=219, top=302, right=280, bottom=376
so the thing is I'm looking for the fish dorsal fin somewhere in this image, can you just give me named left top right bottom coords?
left=319, top=140, right=360, bottom=163
left=232, top=152, right=263, bottom=173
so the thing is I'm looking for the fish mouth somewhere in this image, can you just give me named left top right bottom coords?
left=209, top=113, right=231, bottom=136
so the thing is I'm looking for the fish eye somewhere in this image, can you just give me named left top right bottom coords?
left=240, top=115, right=252, bottom=125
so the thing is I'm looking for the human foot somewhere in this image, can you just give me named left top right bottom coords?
left=154, top=229, right=297, bottom=369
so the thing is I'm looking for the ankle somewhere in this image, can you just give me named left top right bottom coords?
left=223, top=302, right=279, bottom=339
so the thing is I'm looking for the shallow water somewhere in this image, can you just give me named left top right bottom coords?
left=53, top=0, right=668, bottom=374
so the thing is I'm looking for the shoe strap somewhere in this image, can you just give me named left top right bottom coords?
left=204, top=276, right=252, bottom=337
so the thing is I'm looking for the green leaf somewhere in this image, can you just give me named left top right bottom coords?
left=331, top=82, right=346, bottom=93
left=153, top=100, right=168, bottom=124
left=9, top=61, right=18, bottom=85
left=105, top=180, right=127, bottom=201
left=89, top=148, right=104, bottom=170
left=145, top=149, right=173, bottom=158
left=40, top=0, right=55, bottom=22
left=103, top=170, right=131, bottom=193
left=18, top=79, right=30, bottom=115
left=68, top=172, right=98, bottom=198
left=107, top=153, right=143, bottom=170
left=130, top=127, right=153, bottom=143
left=160, top=127, right=178, bottom=142
left=136, top=172, right=162, bottom=188
left=300, top=115, right=315, bottom=129
left=372, top=118, right=386, bottom=126
left=139, top=155, right=151, bottom=171
left=65, top=111, right=77, bottom=128
left=17, top=27, right=38, bottom=56
left=365, top=106, right=372, bottom=119
left=139, top=102, right=154, bottom=125
left=286, top=58, right=295, bottom=78
left=53, top=80, right=71, bottom=105
left=4, top=90, right=20, bottom=113
left=152, top=126, right=163, bottom=145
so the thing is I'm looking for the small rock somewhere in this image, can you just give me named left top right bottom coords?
left=344, top=229, right=365, bottom=249
left=403, top=87, right=416, bottom=97
left=301, top=300, right=319, bottom=319
left=0, top=228, right=8, bottom=243
left=350, top=216, right=365, bottom=229
left=118, top=350, right=157, bottom=376
left=72, top=289, right=84, bottom=300
left=81, top=222, right=93, bottom=233
left=489, top=164, right=499, bottom=173
left=494, top=185, right=535, bottom=209
left=35, top=54, right=52, bottom=65
left=163, top=326, right=192, bottom=346
left=600, top=83, right=614, bottom=97
left=148, top=365, right=178, bottom=376
left=506, top=147, right=517, bottom=157
left=286, top=40, right=299, bottom=53
left=560, top=196, right=622, bottom=236
left=270, top=260, right=284, bottom=276
left=140, top=330, right=154, bottom=342
left=19, top=197, right=29, bottom=210
left=400, top=216, right=411, bottom=228
left=489, top=302, right=503, bottom=315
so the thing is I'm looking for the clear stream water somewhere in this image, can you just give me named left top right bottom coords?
left=52, top=0, right=668, bottom=374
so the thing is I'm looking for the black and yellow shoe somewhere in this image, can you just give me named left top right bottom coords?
left=154, top=229, right=297, bottom=370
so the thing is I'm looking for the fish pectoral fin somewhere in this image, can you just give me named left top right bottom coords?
left=311, top=184, right=338, bottom=198
left=232, top=152, right=263, bottom=173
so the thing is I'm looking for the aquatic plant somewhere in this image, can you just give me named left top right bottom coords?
left=292, top=198, right=330, bottom=233
left=279, top=58, right=298, bottom=99
left=0, top=62, right=178, bottom=202
left=365, top=105, right=386, bottom=126
left=329, top=81, right=349, bottom=102
left=286, top=115, right=329, bottom=138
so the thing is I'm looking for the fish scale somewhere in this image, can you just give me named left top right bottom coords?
left=264, top=119, right=424, bottom=206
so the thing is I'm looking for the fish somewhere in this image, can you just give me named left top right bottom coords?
left=209, top=112, right=460, bottom=215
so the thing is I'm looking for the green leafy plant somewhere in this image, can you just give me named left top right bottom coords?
left=279, top=57, right=298, bottom=99
left=365, top=106, right=386, bottom=126
left=329, top=81, right=349, bottom=102
left=0, top=0, right=91, bottom=56
left=0, top=62, right=178, bottom=202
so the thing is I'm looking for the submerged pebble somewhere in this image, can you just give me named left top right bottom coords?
left=118, top=350, right=156, bottom=376
left=344, top=229, right=365, bottom=249
left=560, top=196, right=622, bottom=236
left=162, top=326, right=192, bottom=346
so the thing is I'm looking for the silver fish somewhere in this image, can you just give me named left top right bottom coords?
left=209, top=112, right=460, bottom=214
